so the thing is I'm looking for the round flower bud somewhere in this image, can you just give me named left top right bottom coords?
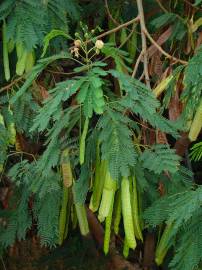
left=84, top=33, right=89, bottom=39
left=74, top=39, right=81, bottom=47
left=95, top=48, right=100, bottom=55
left=95, top=40, right=104, bottom=49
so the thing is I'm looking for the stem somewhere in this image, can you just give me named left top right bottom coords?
left=104, top=0, right=119, bottom=26
left=96, top=17, right=139, bottom=40
left=131, top=50, right=144, bottom=78
left=0, top=76, right=24, bottom=93
left=136, top=0, right=150, bottom=88
left=144, top=28, right=188, bottom=65
left=155, top=0, right=169, bottom=13
left=118, top=22, right=136, bottom=49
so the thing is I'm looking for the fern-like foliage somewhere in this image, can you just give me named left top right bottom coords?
left=98, top=104, right=137, bottom=180
left=110, top=70, right=180, bottom=137
left=12, top=91, right=39, bottom=135
left=101, top=44, right=132, bottom=73
left=0, top=186, right=32, bottom=247
left=181, top=46, right=202, bottom=123
left=150, top=13, right=187, bottom=41
left=0, top=0, right=81, bottom=51
left=76, top=66, right=107, bottom=117
left=169, top=212, right=202, bottom=270
left=33, top=190, right=61, bottom=247
left=0, top=111, right=9, bottom=166
left=0, top=159, right=63, bottom=247
left=140, top=144, right=181, bottom=174
left=190, top=141, right=202, bottom=161
left=11, top=52, right=72, bottom=104
left=144, top=186, right=202, bottom=270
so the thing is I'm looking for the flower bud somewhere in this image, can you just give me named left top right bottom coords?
left=84, top=33, right=89, bottom=39
left=95, top=40, right=104, bottom=49
left=74, top=39, right=81, bottom=47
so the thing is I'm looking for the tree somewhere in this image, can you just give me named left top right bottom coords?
left=0, top=1, right=202, bottom=269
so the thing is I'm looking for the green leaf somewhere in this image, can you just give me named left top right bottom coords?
left=99, top=107, right=137, bottom=179
left=76, top=69, right=106, bottom=118
left=140, top=144, right=181, bottom=174
left=194, top=0, right=202, bottom=6
left=11, top=53, right=72, bottom=104
left=42, top=29, right=71, bottom=57
left=190, top=142, right=202, bottom=161
left=151, top=13, right=177, bottom=29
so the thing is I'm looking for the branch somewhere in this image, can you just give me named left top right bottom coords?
left=95, top=16, right=139, bottom=40
left=104, top=0, right=119, bottom=26
left=0, top=76, right=24, bottom=93
left=136, top=0, right=151, bottom=88
left=155, top=0, right=169, bottom=13
left=118, top=22, right=136, bottom=49
left=131, top=50, right=144, bottom=78
left=146, top=27, right=172, bottom=58
left=144, top=28, right=188, bottom=65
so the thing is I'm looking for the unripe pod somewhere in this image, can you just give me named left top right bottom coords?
left=121, top=177, right=136, bottom=249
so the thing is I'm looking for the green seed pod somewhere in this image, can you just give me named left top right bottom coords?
left=123, top=238, right=130, bottom=258
left=16, top=50, right=28, bottom=76
left=121, top=177, right=136, bottom=249
left=25, top=51, right=35, bottom=73
left=58, top=186, right=69, bottom=245
left=80, top=118, right=89, bottom=165
left=8, top=39, right=15, bottom=53
left=188, top=99, right=202, bottom=141
left=113, top=190, right=121, bottom=235
left=98, top=170, right=117, bottom=222
left=103, top=194, right=114, bottom=255
left=3, top=21, right=10, bottom=81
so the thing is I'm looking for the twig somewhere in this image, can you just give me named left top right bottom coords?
left=0, top=76, right=24, bottom=93
left=139, top=71, right=145, bottom=81
left=47, top=69, right=80, bottom=76
left=183, top=0, right=202, bottom=11
left=118, top=22, right=136, bottom=49
left=155, top=0, right=169, bottom=13
left=131, top=50, right=144, bottom=78
left=136, top=0, right=151, bottom=88
left=95, top=16, right=139, bottom=40
left=0, top=256, right=7, bottom=270
left=104, top=0, right=119, bottom=26
left=146, top=27, right=172, bottom=58
left=144, top=28, right=188, bottom=65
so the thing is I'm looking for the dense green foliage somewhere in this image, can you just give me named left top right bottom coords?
left=0, top=1, right=202, bottom=269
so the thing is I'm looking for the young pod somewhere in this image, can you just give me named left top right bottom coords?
left=121, top=177, right=136, bottom=249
